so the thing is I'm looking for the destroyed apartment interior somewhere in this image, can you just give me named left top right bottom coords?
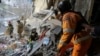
left=0, top=0, right=100, bottom=56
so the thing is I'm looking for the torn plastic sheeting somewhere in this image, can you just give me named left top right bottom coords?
left=42, top=36, right=50, bottom=45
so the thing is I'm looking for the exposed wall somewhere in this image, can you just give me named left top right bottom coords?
left=74, top=0, right=94, bottom=20
left=34, top=0, right=47, bottom=13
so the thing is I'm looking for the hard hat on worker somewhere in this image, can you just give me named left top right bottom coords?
left=57, top=0, right=72, bottom=14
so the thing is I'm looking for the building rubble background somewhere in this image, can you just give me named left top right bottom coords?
left=0, top=0, right=62, bottom=56
left=0, top=0, right=100, bottom=56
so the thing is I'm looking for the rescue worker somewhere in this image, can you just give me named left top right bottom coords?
left=56, top=0, right=92, bottom=56
left=90, top=26, right=100, bottom=36
left=29, top=28, right=38, bottom=41
left=87, top=25, right=100, bottom=56
left=5, top=21, right=13, bottom=38
left=17, top=20, right=24, bottom=38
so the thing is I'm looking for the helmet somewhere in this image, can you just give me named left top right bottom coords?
left=17, top=20, right=20, bottom=23
left=8, top=21, right=11, bottom=24
left=57, top=0, right=72, bottom=14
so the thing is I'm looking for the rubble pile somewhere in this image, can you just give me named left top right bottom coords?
left=0, top=10, right=62, bottom=56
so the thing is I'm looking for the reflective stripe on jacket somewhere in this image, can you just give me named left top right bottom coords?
left=73, top=35, right=90, bottom=44
left=57, top=11, right=91, bottom=50
left=57, top=12, right=81, bottom=50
